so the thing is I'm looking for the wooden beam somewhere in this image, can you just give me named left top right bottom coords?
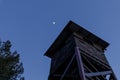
left=85, top=70, right=112, bottom=77
left=75, top=47, right=86, bottom=80
left=81, top=50, right=110, bottom=69
left=83, top=55, right=105, bottom=80
left=60, top=54, right=75, bottom=80
left=83, top=64, right=101, bottom=80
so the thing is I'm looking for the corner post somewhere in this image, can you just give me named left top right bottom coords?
left=75, top=47, right=86, bottom=80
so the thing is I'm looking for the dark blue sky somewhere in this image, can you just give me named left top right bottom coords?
left=0, top=0, right=120, bottom=80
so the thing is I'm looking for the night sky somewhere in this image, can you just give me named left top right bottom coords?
left=0, top=0, right=120, bottom=80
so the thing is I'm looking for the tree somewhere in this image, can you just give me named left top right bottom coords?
left=0, top=40, right=24, bottom=80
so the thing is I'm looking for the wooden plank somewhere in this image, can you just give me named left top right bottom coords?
left=85, top=71, right=112, bottom=77
left=74, top=37, right=109, bottom=64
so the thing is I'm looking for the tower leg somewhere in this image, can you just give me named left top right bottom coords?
left=75, top=47, right=86, bottom=80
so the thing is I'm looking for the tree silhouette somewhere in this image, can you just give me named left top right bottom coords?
left=0, top=40, right=24, bottom=80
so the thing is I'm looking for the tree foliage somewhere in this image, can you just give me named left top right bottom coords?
left=0, top=40, right=24, bottom=80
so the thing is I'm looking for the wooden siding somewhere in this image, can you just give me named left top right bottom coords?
left=74, top=36, right=109, bottom=65
left=50, top=35, right=75, bottom=74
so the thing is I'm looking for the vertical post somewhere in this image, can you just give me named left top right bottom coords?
left=75, top=47, right=86, bottom=80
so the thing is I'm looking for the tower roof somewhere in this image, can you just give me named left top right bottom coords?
left=44, top=21, right=109, bottom=58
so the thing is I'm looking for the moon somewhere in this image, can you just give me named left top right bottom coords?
left=53, top=22, right=56, bottom=24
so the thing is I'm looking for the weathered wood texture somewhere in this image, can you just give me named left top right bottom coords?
left=74, top=33, right=109, bottom=65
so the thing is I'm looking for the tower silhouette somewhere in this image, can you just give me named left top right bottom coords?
left=44, top=21, right=117, bottom=80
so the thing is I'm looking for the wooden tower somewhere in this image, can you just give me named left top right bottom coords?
left=44, top=21, right=117, bottom=80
